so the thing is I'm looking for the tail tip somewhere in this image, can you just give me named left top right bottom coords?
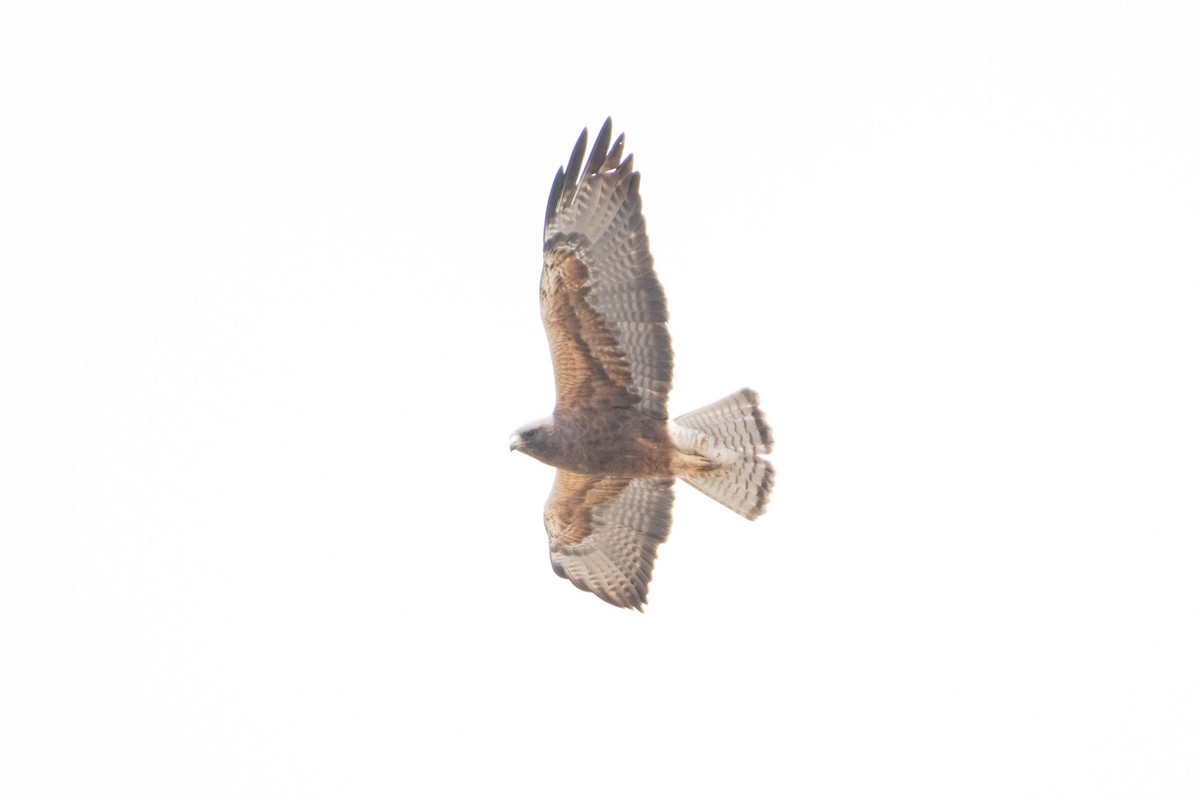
left=744, top=459, right=776, bottom=520
left=744, top=389, right=774, bottom=455
left=675, top=388, right=776, bottom=520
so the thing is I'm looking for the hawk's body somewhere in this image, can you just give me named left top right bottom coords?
left=510, top=119, right=774, bottom=610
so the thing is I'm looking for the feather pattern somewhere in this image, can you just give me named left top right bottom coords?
left=515, top=121, right=774, bottom=610
left=545, top=471, right=674, bottom=610
left=542, top=118, right=673, bottom=419
left=673, top=389, right=776, bottom=519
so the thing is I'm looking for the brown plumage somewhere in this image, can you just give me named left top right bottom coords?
left=510, top=119, right=775, bottom=610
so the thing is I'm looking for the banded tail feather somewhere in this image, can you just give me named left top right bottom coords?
left=672, top=388, right=775, bottom=520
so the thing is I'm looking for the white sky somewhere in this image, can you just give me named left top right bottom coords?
left=2, top=1, right=1198, bottom=798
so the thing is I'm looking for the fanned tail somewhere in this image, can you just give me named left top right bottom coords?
left=671, top=388, right=775, bottom=520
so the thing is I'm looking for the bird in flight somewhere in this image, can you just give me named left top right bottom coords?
left=510, top=119, right=775, bottom=610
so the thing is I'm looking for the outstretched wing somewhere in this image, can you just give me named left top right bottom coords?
left=541, top=118, right=673, bottom=420
left=545, top=470, right=675, bottom=610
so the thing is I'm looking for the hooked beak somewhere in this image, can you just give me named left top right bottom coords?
left=509, top=433, right=521, bottom=452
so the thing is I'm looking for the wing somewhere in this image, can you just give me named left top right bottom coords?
left=544, top=470, right=675, bottom=611
left=541, top=118, right=673, bottom=420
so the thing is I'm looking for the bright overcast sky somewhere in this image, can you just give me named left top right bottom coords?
left=2, top=2, right=1198, bottom=798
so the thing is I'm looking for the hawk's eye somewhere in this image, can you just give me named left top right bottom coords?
left=522, top=429, right=535, bottom=440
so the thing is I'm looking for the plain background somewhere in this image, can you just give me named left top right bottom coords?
left=2, top=1, right=1198, bottom=798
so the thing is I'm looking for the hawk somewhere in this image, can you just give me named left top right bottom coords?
left=510, top=119, right=775, bottom=610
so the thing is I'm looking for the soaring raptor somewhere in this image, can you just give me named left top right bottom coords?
left=510, top=119, right=775, bottom=610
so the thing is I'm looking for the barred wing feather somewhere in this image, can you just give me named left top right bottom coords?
left=541, top=118, right=673, bottom=419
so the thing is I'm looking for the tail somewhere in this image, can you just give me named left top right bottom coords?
left=671, top=388, right=775, bottom=520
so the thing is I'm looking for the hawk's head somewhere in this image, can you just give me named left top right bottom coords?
left=509, top=418, right=554, bottom=461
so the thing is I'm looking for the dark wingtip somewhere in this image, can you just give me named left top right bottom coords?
left=618, top=153, right=635, bottom=178
left=623, top=592, right=648, bottom=612
left=603, top=132, right=625, bottom=171
left=563, top=126, right=588, bottom=195
left=584, top=118, right=612, bottom=177
left=626, top=170, right=640, bottom=195
left=545, top=167, right=566, bottom=228
left=597, top=584, right=647, bottom=612
left=547, top=120, right=633, bottom=229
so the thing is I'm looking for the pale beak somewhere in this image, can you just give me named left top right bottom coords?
left=509, top=433, right=521, bottom=451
